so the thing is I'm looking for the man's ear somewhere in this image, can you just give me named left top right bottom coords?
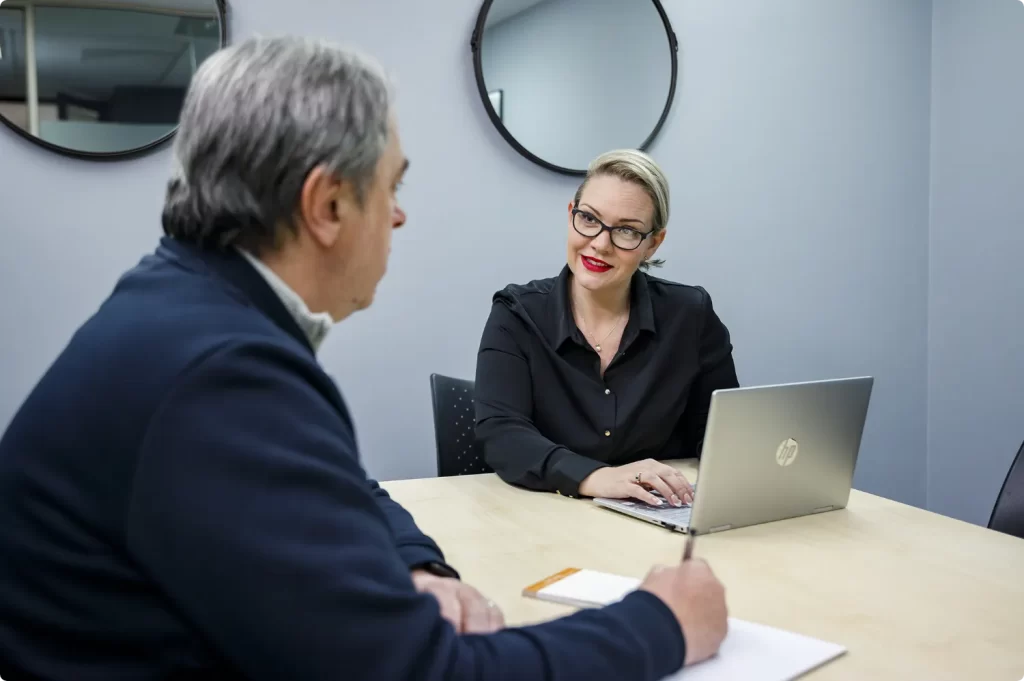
left=297, top=165, right=358, bottom=248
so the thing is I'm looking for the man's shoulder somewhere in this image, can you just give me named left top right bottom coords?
left=103, top=252, right=294, bottom=365
left=60, top=247, right=318, bottom=412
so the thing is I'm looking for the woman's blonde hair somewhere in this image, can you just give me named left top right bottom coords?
left=572, top=149, right=670, bottom=269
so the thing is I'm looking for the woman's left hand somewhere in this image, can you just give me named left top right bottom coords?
left=579, top=459, right=694, bottom=506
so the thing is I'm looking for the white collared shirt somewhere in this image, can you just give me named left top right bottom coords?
left=237, top=249, right=334, bottom=353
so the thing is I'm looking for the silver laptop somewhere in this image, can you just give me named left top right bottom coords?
left=593, top=377, right=874, bottom=535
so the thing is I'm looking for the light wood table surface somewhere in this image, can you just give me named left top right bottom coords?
left=383, top=460, right=1024, bottom=681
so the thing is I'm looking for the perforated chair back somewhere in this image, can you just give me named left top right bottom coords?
left=989, top=438, right=1024, bottom=539
left=429, top=374, right=492, bottom=477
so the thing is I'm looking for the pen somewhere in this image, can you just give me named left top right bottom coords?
left=682, top=533, right=696, bottom=562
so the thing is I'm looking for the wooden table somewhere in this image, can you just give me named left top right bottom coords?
left=383, top=460, right=1024, bottom=681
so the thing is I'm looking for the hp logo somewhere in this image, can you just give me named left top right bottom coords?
left=776, top=438, right=799, bottom=467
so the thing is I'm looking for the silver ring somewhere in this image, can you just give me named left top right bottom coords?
left=635, top=472, right=643, bottom=485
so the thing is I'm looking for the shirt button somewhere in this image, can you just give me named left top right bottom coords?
left=604, top=430, right=611, bottom=437
left=605, top=389, right=611, bottom=395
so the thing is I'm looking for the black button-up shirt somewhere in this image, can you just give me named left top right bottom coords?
left=474, top=266, right=739, bottom=497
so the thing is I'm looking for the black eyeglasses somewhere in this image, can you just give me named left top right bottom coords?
left=571, top=207, right=653, bottom=251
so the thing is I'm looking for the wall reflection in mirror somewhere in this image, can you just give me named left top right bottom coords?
left=0, top=0, right=224, bottom=158
left=474, top=0, right=677, bottom=175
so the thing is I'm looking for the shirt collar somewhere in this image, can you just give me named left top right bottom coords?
left=236, top=248, right=334, bottom=353
left=553, top=265, right=657, bottom=350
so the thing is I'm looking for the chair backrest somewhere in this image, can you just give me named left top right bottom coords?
left=428, top=374, right=492, bottom=477
left=989, top=438, right=1024, bottom=539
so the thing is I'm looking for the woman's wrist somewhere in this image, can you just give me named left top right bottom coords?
left=578, top=467, right=609, bottom=497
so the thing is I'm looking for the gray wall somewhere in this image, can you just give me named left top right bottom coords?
left=0, top=0, right=936, bottom=511
left=927, top=0, right=1024, bottom=525
left=481, top=0, right=672, bottom=170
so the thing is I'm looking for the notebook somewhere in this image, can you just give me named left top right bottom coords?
left=523, top=568, right=847, bottom=681
left=522, top=568, right=641, bottom=608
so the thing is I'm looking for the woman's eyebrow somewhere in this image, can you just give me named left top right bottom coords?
left=579, top=203, right=646, bottom=227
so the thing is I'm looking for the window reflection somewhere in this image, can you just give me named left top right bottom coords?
left=0, top=1, right=221, bottom=156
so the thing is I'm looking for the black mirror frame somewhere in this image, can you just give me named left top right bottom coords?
left=0, top=0, right=229, bottom=162
left=470, top=0, right=679, bottom=177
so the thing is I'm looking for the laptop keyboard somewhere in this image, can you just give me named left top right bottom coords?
left=596, top=484, right=698, bottom=528
left=632, top=500, right=693, bottom=525
left=613, top=495, right=694, bottom=526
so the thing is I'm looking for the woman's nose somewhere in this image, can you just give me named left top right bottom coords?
left=590, top=228, right=613, bottom=251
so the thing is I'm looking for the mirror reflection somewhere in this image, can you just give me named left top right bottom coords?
left=475, top=0, right=676, bottom=174
left=0, top=0, right=223, bottom=157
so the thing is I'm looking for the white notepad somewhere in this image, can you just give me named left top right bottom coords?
left=523, top=568, right=847, bottom=681
left=522, top=568, right=640, bottom=608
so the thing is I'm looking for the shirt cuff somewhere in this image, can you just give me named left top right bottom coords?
left=398, top=544, right=460, bottom=580
left=410, top=561, right=461, bottom=580
left=548, top=449, right=609, bottom=498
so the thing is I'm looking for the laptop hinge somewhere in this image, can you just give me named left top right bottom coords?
left=812, top=506, right=835, bottom=514
left=708, top=524, right=733, bottom=533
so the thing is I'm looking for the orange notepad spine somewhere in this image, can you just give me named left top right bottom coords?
left=522, top=567, right=581, bottom=597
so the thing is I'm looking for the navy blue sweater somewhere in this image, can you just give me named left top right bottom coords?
left=0, top=238, right=686, bottom=681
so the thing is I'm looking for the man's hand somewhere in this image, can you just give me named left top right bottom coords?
left=411, top=570, right=505, bottom=634
left=579, top=459, right=694, bottom=506
left=640, top=558, right=728, bottom=666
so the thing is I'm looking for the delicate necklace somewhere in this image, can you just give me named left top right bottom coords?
left=576, top=309, right=628, bottom=353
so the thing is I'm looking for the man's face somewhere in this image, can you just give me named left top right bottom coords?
left=332, top=119, right=408, bottom=314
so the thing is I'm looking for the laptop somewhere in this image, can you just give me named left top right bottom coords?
left=593, top=376, right=874, bottom=535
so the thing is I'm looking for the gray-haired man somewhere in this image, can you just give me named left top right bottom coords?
left=0, top=36, right=727, bottom=681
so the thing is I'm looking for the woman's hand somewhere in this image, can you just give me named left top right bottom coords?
left=578, top=459, right=694, bottom=507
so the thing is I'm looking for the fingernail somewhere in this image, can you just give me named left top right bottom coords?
left=653, top=498, right=664, bottom=506
left=672, top=495, right=682, bottom=507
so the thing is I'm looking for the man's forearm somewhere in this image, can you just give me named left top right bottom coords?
left=367, top=478, right=459, bottom=577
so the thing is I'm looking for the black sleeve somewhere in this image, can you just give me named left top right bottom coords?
left=475, top=303, right=607, bottom=497
left=676, top=288, right=740, bottom=458
left=366, top=477, right=458, bottom=577
left=127, top=341, right=685, bottom=681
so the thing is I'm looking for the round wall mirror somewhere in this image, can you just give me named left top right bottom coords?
left=0, top=0, right=226, bottom=159
left=471, top=0, right=678, bottom=176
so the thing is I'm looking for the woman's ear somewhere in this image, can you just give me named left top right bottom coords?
left=646, top=229, right=667, bottom=258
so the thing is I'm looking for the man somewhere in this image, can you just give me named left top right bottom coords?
left=0, top=36, right=727, bottom=681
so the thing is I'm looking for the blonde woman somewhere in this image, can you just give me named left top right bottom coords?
left=475, top=150, right=739, bottom=507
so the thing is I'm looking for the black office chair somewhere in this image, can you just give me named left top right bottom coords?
left=428, top=374, right=492, bottom=477
left=988, top=438, right=1024, bottom=539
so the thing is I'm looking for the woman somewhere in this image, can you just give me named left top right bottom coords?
left=474, top=150, right=739, bottom=508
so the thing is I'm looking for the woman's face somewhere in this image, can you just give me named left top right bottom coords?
left=566, top=174, right=665, bottom=295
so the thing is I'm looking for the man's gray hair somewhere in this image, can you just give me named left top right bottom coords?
left=161, top=35, right=392, bottom=252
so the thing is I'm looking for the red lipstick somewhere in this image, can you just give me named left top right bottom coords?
left=581, top=255, right=612, bottom=273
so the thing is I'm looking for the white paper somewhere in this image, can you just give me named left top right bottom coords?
left=529, top=568, right=846, bottom=680
left=660, top=617, right=847, bottom=681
